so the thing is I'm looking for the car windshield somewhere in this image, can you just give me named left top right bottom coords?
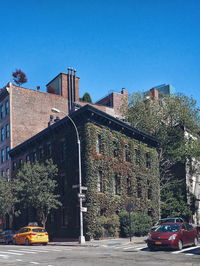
left=32, top=229, right=46, bottom=233
left=155, top=224, right=180, bottom=233
left=159, top=219, right=176, bottom=223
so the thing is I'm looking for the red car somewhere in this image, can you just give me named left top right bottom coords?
left=146, top=223, right=198, bottom=250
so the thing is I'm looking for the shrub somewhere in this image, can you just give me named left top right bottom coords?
left=93, top=214, right=120, bottom=239
left=119, top=211, right=152, bottom=237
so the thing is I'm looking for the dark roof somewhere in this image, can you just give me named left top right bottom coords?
left=10, top=104, right=158, bottom=157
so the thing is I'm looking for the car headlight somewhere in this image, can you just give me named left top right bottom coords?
left=147, top=233, right=152, bottom=240
left=168, top=234, right=177, bottom=240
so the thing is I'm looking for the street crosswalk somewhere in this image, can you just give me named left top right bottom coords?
left=100, top=243, right=200, bottom=256
left=0, top=246, right=73, bottom=265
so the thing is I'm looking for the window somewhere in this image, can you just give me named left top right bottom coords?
left=61, top=174, right=67, bottom=195
left=127, top=176, right=132, bottom=196
left=61, top=208, right=68, bottom=227
left=135, top=149, right=140, bottom=165
left=12, top=161, right=17, bottom=170
left=5, top=124, right=10, bottom=138
left=26, top=155, right=30, bottom=163
left=5, top=100, right=9, bottom=115
left=61, top=141, right=67, bottom=161
left=6, top=146, right=10, bottom=160
left=125, top=144, right=131, bottom=162
left=113, top=140, right=119, bottom=158
left=49, top=212, right=55, bottom=224
left=1, top=128, right=4, bottom=142
left=146, top=152, right=151, bottom=168
left=96, top=134, right=103, bottom=154
left=6, top=168, right=10, bottom=180
left=1, top=149, right=5, bottom=163
left=147, top=181, right=152, bottom=200
left=113, top=174, right=120, bottom=195
left=0, top=105, right=4, bottom=119
left=33, top=152, right=37, bottom=162
left=97, top=170, right=103, bottom=192
left=136, top=177, right=142, bottom=198
left=148, top=208, right=153, bottom=217
left=39, top=147, right=44, bottom=159
left=47, top=143, right=52, bottom=156
left=19, top=159, right=23, bottom=167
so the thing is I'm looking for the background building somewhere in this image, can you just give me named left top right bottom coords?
left=0, top=70, right=128, bottom=179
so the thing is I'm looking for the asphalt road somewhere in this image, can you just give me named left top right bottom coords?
left=0, top=243, right=199, bottom=266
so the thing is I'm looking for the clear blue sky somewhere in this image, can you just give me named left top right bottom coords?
left=1, top=0, right=200, bottom=105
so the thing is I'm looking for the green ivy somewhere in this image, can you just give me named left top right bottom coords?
left=83, top=123, right=160, bottom=239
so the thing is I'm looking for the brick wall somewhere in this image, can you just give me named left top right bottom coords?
left=10, top=85, right=68, bottom=148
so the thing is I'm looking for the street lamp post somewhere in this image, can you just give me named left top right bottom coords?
left=51, top=108, right=85, bottom=244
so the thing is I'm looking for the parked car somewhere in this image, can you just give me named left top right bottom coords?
left=151, top=217, right=184, bottom=231
left=0, top=230, right=16, bottom=244
left=13, top=226, right=49, bottom=245
left=146, top=222, right=198, bottom=250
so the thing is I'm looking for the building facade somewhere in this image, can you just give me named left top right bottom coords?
left=0, top=70, right=128, bottom=179
left=10, top=104, right=160, bottom=239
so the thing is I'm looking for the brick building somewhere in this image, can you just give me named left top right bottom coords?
left=0, top=69, right=128, bottom=178
left=10, top=104, right=160, bottom=240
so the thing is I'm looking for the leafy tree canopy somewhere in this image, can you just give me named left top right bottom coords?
left=81, top=92, right=92, bottom=103
left=124, top=92, right=200, bottom=218
left=0, top=176, right=21, bottom=218
left=16, top=159, right=62, bottom=227
left=12, top=69, right=28, bottom=86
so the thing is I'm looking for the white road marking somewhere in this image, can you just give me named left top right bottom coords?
left=172, top=245, right=200, bottom=254
left=0, top=254, right=9, bottom=258
left=0, top=251, right=23, bottom=255
left=185, top=253, right=194, bottom=255
left=16, top=259, right=23, bottom=261
left=123, top=246, right=135, bottom=250
left=28, top=249, right=49, bottom=253
left=30, top=262, right=40, bottom=265
left=134, top=246, right=145, bottom=250
left=8, top=249, right=37, bottom=254
left=37, top=248, right=62, bottom=251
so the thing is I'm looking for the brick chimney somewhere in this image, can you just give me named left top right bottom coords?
left=150, top=88, right=159, bottom=103
left=46, top=69, right=80, bottom=113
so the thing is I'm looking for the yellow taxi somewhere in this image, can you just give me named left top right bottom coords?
left=13, top=226, right=49, bottom=245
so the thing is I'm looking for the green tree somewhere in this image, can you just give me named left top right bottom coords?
left=124, top=93, right=200, bottom=218
left=0, top=176, right=21, bottom=228
left=81, top=92, right=92, bottom=103
left=16, top=159, right=62, bottom=228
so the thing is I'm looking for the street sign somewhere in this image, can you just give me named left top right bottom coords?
left=78, top=193, right=86, bottom=199
left=81, top=186, right=88, bottom=190
left=81, top=207, right=87, bottom=212
left=72, top=184, right=79, bottom=189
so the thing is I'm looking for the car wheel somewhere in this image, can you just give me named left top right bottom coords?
left=42, top=243, right=47, bottom=246
left=178, top=240, right=183, bottom=250
left=193, top=237, right=198, bottom=246
left=25, top=238, right=30, bottom=246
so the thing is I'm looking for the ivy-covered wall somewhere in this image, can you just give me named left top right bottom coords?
left=83, top=122, right=160, bottom=239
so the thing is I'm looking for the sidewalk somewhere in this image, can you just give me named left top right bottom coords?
left=48, top=236, right=147, bottom=247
